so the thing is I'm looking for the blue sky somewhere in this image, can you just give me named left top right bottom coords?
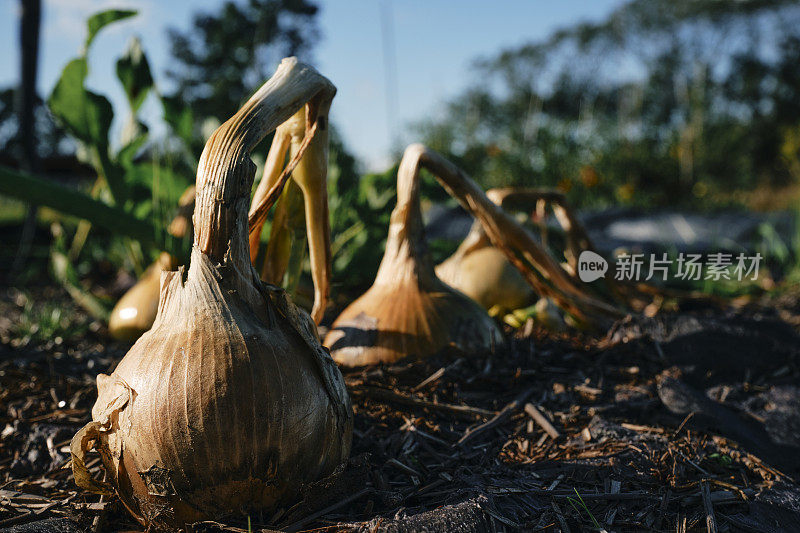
left=0, top=0, right=625, bottom=170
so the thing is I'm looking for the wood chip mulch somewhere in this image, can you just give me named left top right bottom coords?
left=1, top=290, right=799, bottom=532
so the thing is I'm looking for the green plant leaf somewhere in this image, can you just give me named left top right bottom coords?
left=116, top=37, right=153, bottom=112
left=117, top=130, right=149, bottom=169
left=162, top=94, right=195, bottom=148
left=48, top=58, right=128, bottom=203
left=0, top=164, right=177, bottom=254
left=48, top=58, right=112, bottom=151
left=85, top=9, right=137, bottom=51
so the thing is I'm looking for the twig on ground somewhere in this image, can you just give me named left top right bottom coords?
left=351, top=386, right=496, bottom=421
left=457, top=388, right=535, bottom=446
left=701, top=481, right=718, bottom=533
left=411, top=358, right=464, bottom=392
left=524, top=403, right=561, bottom=439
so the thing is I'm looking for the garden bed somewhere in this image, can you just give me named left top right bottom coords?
left=1, top=288, right=799, bottom=532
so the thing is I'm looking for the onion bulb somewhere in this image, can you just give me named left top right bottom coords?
left=324, top=145, right=502, bottom=367
left=435, top=188, right=596, bottom=312
left=341, top=145, right=620, bottom=336
left=107, top=186, right=195, bottom=341
left=435, top=220, right=532, bottom=311
left=71, top=58, right=352, bottom=529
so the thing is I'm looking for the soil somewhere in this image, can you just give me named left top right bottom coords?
left=1, top=286, right=799, bottom=532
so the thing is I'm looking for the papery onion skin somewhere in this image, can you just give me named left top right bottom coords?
left=324, top=144, right=502, bottom=367
left=324, top=278, right=502, bottom=367
left=95, top=250, right=351, bottom=527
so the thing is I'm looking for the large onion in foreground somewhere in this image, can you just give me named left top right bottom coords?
left=70, top=58, right=352, bottom=530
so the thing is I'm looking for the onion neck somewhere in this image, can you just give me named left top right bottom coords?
left=373, top=146, right=438, bottom=288
left=248, top=128, right=291, bottom=263
left=191, top=58, right=334, bottom=281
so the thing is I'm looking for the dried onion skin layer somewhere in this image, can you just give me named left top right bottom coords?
left=78, top=250, right=352, bottom=527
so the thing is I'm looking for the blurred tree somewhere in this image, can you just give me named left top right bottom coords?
left=0, top=89, right=70, bottom=162
left=165, top=0, right=319, bottom=125
left=417, top=0, right=800, bottom=209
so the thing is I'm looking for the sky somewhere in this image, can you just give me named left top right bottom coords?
left=0, top=0, right=626, bottom=171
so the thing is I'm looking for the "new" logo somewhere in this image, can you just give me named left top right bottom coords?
left=577, top=251, right=608, bottom=282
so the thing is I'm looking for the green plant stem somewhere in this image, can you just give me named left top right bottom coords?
left=92, top=144, right=127, bottom=205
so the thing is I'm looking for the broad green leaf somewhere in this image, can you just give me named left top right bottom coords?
left=85, top=9, right=137, bottom=51
left=0, top=164, right=171, bottom=253
left=48, top=58, right=127, bottom=203
left=48, top=58, right=113, bottom=151
left=116, top=37, right=153, bottom=112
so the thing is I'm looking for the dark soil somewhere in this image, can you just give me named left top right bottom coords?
left=1, top=287, right=799, bottom=532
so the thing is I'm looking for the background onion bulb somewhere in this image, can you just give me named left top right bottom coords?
left=355, top=145, right=621, bottom=330
left=323, top=144, right=502, bottom=367
left=435, top=187, right=596, bottom=312
left=435, top=221, right=533, bottom=311
left=107, top=185, right=195, bottom=341
left=70, top=58, right=352, bottom=529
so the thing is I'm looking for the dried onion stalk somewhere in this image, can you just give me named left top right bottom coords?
left=71, top=58, right=352, bottom=529
left=415, top=149, right=621, bottom=326
left=324, top=145, right=503, bottom=367
left=348, top=145, right=621, bottom=335
left=109, top=73, right=334, bottom=340
left=248, top=103, right=332, bottom=323
left=485, top=188, right=597, bottom=276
